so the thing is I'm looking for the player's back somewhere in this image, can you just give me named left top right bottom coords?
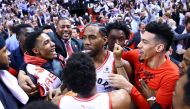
left=59, top=93, right=111, bottom=109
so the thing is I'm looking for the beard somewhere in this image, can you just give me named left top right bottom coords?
left=0, top=64, right=9, bottom=70
left=88, top=48, right=101, bottom=58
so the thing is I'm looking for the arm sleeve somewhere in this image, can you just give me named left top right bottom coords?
left=122, top=49, right=139, bottom=65
left=155, top=73, right=179, bottom=109
left=122, top=50, right=150, bottom=109
left=174, top=32, right=190, bottom=40
left=130, top=85, right=171, bottom=109
left=130, top=86, right=150, bottom=109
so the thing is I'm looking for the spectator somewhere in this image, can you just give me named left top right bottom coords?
left=71, top=27, right=80, bottom=39
left=10, top=24, right=34, bottom=72
left=127, top=22, right=146, bottom=49
left=52, top=17, right=83, bottom=59
left=5, top=25, right=19, bottom=52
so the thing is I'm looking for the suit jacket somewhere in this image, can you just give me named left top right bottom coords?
left=175, top=25, right=185, bottom=34
left=173, top=31, right=190, bottom=41
left=127, top=31, right=141, bottom=49
left=173, top=26, right=190, bottom=49
left=171, top=25, right=188, bottom=61
left=51, top=33, right=84, bottom=58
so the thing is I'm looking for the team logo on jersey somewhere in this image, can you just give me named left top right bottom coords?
left=81, top=105, right=85, bottom=109
left=103, top=67, right=110, bottom=73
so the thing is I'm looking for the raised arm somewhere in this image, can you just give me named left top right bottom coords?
left=113, top=43, right=132, bottom=80
left=144, top=6, right=152, bottom=23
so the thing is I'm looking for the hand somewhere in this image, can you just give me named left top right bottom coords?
left=108, top=74, right=133, bottom=93
left=113, top=43, right=123, bottom=60
left=46, top=88, right=61, bottom=101
left=139, top=79, right=155, bottom=98
left=18, top=71, right=37, bottom=96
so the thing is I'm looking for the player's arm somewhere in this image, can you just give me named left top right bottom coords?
left=18, top=70, right=37, bottom=96
left=114, top=59, right=132, bottom=80
left=110, top=89, right=131, bottom=109
left=113, top=43, right=132, bottom=80
left=108, top=74, right=150, bottom=109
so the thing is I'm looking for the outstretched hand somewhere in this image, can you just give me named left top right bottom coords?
left=108, top=74, right=133, bottom=93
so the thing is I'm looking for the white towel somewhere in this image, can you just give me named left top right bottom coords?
left=0, top=101, right=5, bottom=109
left=26, top=64, right=62, bottom=96
left=0, top=70, right=29, bottom=104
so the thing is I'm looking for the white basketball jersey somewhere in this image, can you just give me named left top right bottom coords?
left=96, top=51, right=115, bottom=93
left=59, top=93, right=111, bottom=109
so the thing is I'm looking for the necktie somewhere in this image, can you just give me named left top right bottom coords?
left=65, top=41, right=73, bottom=56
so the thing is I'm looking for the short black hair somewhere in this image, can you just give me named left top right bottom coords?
left=84, top=23, right=107, bottom=37
left=15, top=24, right=32, bottom=37
left=41, top=24, right=53, bottom=30
left=22, top=100, right=59, bottom=109
left=63, top=52, right=96, bottom=96
left=72, top=27, right=80, bottom=33
left=185, top=17, right=190, bottom=25
left=24, top=29, right=43, bottom=56
left=184, top=65, right=190, bottom=106
left=57, top=17, right=72, bottom=25
left=145, top=21, right=174, bottom=51
left=106, top=21, right=131, bottom=39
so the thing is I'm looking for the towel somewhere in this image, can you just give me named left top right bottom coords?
left=26, top=64, right=62, bottom=96
left=0, top=70, right=29, bottom=104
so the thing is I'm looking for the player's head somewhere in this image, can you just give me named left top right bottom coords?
left=63, top=52, right=96, bottom=96
left=83, top=23, right=107, bottom=57
left=106, top=21, right=131, bottom=51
